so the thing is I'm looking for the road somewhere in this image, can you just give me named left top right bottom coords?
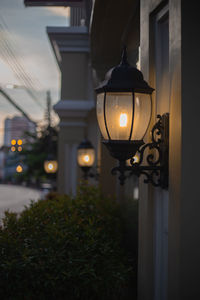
left=0, top=184, right=42, bottom=222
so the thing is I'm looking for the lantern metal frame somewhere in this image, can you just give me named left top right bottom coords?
left=95, top=47, right=169, bottom=188
left=77, top=139, right=99, bottom=181
left=111, top=113, right=169, bottom=187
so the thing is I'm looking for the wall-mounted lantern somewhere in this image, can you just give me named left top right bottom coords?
left=77, top=139, right=98, bottom=180
left=95, top=47, right=169, bottom=188
left=44, top=125, right=58, bottom=174
left=44, top=156, right=58, bottom=174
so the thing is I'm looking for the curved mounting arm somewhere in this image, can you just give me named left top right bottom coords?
left=111, top=113, right=169, bottom=188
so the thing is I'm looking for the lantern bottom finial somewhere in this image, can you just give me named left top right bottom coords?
left=103, top=140, right=144, bottom=161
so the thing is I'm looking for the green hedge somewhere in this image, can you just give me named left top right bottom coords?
left=0, top=185, right=137, bottom=300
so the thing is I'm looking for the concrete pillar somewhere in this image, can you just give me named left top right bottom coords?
left=54, top=100, right=94, bottom=195
left=48, top=26, right=95, bottom=195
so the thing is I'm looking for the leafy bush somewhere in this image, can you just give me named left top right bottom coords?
left=0, top=185, right=136, bottom=300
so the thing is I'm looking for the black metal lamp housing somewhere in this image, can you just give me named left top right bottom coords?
left=77, top=139, right=96, bottom=180
left=95, top=47, right=169, bottom=188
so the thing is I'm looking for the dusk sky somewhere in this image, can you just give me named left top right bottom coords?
left=0, top=0, right=70, bottom=145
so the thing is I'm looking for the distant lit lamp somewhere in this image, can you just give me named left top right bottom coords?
left=16, top=165, right=23, bottom=173
left=95, top=47, right=169, bottom=187
left=18, top=146, right=22, bottom=152
left=11, top=139, right=16, bottom=145
left=77, top=139, right=96, bottom=180
left=11, top=146, right=16, bottom=152
left=44, top=125, right=58, bottom=175
left=17, top=139, right=23, bottom=145
left=44, top=155, right=58, bottom=174
left=6, top=84, right=23, bottom=89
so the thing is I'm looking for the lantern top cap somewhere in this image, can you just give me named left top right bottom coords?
left=120, top=46, right=129, bottom=66
left=45, top=153, right=56, bottom=161
left=78, top=139, right=94, bottom=150
left=95, top=47, right=154, bottom=94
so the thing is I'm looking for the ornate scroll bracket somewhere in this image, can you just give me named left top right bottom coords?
left=111, top=113, right=169, bottom=188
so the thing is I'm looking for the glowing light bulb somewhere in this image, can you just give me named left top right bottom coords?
left=16, top=165, right=23, bottom=173
left=83, top=155, right=90, bottom=163
left=11, top=146, right=16, bottom=152
left=119, top=113, right=128, bottom=127
left=133, top=154, right=139, bottom=163
left=11, top=139, right=16, bottom=145
left=17, top=139, right=23, bottom=145
left=48, top=163, right=53, bottom=170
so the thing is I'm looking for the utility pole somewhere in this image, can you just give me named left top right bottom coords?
left=46, top=90, right=51, bottom=128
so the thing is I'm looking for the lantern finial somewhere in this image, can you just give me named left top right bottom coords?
left=120, top=46, right=129, bottom=66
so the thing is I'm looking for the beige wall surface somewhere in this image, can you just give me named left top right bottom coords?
left=168, top=0, right=181, bottom=299
left=141, top=0, right=200, bottom=300
left=138, top=1, right=159, bottom=299
left=139, top=0, right=181, bottom=299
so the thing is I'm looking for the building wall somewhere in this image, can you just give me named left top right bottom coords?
left=177, top=1, right=200, bottom=299
left=4, top=118, right=11, bottom=146
left=90, top=0, right=200, bottom=299
left=167, top=1, right=181, bottom=298
left=140, top=0, right=200, bottom=299
left=4, top=116, right=35, bottom=147
left=139, top=1, right=175, bottom=299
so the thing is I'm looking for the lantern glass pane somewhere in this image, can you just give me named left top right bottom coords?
left=131, top=93, right=152, bottom=140
left=105, top=92, right=133, bottom=140
left=77, top=148, right=95, bottom=167
left=96, top=93, right=108, bottom=139
left=44, top=160, right=58, bottom=173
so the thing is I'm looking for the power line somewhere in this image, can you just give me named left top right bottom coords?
left=0, top=14, right=43, bottom=91
left=0, top=88, right=36, bottom=125
left=0, top=47, right=44, bottom=110
left=0, top=28, right=45, bottom=109
left=0, top=16, right=45, bottom=109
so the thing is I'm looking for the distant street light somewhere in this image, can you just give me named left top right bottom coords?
left=43, top=92, right=58, bottom=175
left=11, top=139, right=16, bottom=145
left=5, top=84, right=25, bottom=89
left=16, top=165, right=23, bottom=173
left=17, top=139, right=23, bottom=146
left=11, top=146, right=16, bottom=152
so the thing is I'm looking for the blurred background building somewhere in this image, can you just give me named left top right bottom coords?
left=4, top=116, right=36, bottom=146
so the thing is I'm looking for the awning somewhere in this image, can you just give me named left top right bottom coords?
left=90, top=0, right=140, bottom=81
left=24, top=0, right=83, bottom=7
